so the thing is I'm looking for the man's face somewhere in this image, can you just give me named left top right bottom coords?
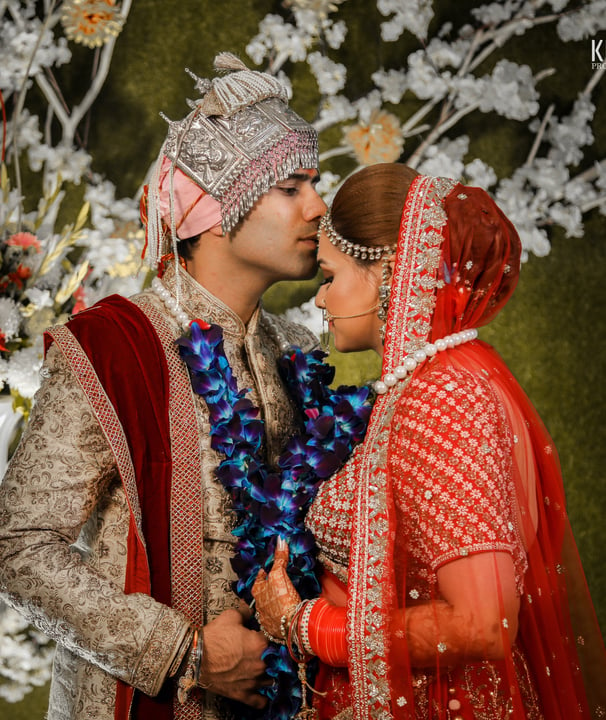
left=227, top=168, right=327, bottom=286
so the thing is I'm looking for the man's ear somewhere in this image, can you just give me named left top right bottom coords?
left=208, top=223, right=224, bottom=238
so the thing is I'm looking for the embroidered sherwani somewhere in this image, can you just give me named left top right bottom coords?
left=0, top=265, right=317, bottom=720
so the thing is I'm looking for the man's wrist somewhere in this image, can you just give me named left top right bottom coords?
left=169, top=626, right=195, bottom=678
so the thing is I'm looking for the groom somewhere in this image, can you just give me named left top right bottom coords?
left=0, top=53, right=326, bottom=720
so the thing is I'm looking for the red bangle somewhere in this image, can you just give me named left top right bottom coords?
left=306, top=598, right=348, bottom=667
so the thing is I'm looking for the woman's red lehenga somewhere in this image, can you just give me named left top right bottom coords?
left=306, top=176, right=606, bottom=719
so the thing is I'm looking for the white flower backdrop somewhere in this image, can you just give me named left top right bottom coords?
left=1, top=0, right=605, bottom=706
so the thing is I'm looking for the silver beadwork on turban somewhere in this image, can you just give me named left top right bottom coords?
left=145, top=52, right=318, bottom=266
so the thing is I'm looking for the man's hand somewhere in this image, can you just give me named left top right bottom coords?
left=199, top=606, right=269, bottom=708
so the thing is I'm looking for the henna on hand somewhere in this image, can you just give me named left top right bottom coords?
left=252, top=537, right=300, bottom=639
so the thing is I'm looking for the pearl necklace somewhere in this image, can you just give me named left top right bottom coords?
left=152, top=275, right=292, bottom=352
left=373, top=328, right=478, bottom=395
left=151, top=276, right=190, bottom=328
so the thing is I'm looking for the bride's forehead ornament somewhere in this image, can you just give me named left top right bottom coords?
left=319, top=210, right=395, bottom=261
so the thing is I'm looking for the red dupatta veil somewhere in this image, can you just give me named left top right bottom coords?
left=345, top=175, right=606, bottom=719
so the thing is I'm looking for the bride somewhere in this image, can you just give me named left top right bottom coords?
left=252, top=163, right=606, bottom=720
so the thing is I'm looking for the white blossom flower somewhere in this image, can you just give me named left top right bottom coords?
left=478, top=60, right=540, bottom=121
left=315, top=171, right=341, bottom=203
left=245, top=37, right=268, bottom=66
left=371, top=68, right=408, bottom=105
left=27, top=145, right=92, bottom=187
left=464, top=159, right=497, bottom=189
left=520, top=226, right=552, bottom=260
left=377, top=0, right=434, bottom=42
left=425, top=37, right=468, bottom=70
left=246, top=14, right=311, bottom=65
left=6, top=338, right=44, bottom=400
left=352, top=90, right=383, bottom=125
left=4, top=108, right=42, bottom=153
left=83, top=233, right=141, bottom=281
left=292, top=8, right=323, bottom=36
left=564, top=177, right=598, bottom=206
left=451, top=75, right=487, bottom=110
left=84, top=179, right=139, bottom=237
left=324, top=19, right=347, bottom=49
left=0, top=605, right=54, bottom=703
left=82, top=275, right=144, bottom=308
left=315, top=94, right=356, bottom=130
left=557, top=0, right=606, bottom=42
left=0, top=298, right=21, bottom=342
left=406, top=50, right=450, bottom=101
left=546, top=0, right=569, bottom=11
left=495, top=174, right=551, bottom=259
left=283, top=0, right=347, bottom=20
left=521, top=159, right=569, bottom=202
left=471, top=1, right=518, bottom=26
left=23, top=287, right=54, bottom=309
left=544, top=96, right=595, bottom=166
left=548, top=202, right=583, bottom=238
left=417, top=137, right=469, bottom=179
left=307, top=51, right=347, bottom=95
left=283, top=298, right=324, bottom=337
left=0, top=14, right=70, bottom=94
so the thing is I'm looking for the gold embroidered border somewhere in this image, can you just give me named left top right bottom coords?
left=134, top=299, right=205, bottom=620
left=383, top=176, right=456, bottom=371
left=348, top=396, right=399, bottom=720
left=348, top=176, right=457, bottom=720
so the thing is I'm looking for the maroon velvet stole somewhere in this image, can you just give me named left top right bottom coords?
left=46, top=295, right=175, bottom=720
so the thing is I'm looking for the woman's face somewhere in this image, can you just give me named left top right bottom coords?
left=315, top=230, right=384, bottom=355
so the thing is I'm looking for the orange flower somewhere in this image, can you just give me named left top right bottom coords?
left=6, top=232, right=41, bottom=250
left=61, top=0, right=125, bottom=48
left=72, top=286, right=88, bottom=315
left=8, top=265, right=32, bottom=289
left=343, top=110, right=405, bottom=166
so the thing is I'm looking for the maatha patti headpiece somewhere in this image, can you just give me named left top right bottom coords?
left=144, top=52, right=318, bottom=267
left=319, top=210, right=394, bottom=261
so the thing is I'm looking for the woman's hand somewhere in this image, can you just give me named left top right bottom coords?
left=252, top=537, right=301, bottom=640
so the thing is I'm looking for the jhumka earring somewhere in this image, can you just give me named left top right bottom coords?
left=378, top=257, right=391, bottom=340
left=320, top=300, right=330, bottom=355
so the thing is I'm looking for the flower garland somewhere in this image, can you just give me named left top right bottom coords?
left=177, top=320, right=372, bottom=720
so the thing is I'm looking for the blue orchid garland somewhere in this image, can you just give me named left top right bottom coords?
left=177, top=320, right=372, bottom=720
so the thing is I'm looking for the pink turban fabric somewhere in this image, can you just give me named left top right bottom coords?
left=158, top=155, right=222, bottom=239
